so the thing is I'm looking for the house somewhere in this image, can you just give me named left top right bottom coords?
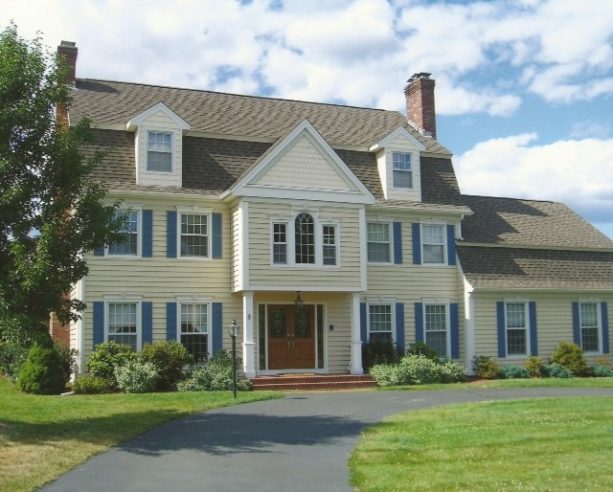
left=54, top=41, right=613, bottom=377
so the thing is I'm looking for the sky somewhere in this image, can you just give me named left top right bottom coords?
left=3, top=0, right=613, bottom=238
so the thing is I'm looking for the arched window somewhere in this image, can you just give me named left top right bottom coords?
left=295, top=213, right=315, bottom=264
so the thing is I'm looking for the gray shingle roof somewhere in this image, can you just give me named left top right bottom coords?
left=71, top=79, right=450, bottom=154
left=458, top=246, right=613, bottom=290
left=460, top=195, right=613, bottom=249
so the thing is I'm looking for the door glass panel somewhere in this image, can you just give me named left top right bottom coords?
left=317, top=305, right=324, bottom=369
left=295, top=309, right=310, bottom=337
left=270, top=309, right=287, bottom=338
left=259, top=305, right=266, bottom=370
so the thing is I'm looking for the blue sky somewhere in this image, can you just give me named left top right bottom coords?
left=3, top=0, right=613, bottom=238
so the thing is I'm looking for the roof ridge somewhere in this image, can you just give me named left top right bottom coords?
left=76, top=77, right=401, bottom=114
left=461, top=193, right=558, bottom=205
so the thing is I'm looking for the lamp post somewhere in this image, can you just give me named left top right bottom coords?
left=228, top=319, right=239, bottom=398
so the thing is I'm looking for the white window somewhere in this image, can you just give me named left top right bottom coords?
left=107, top=302, right=140, bottom=351
left=505, top=302, right=528, bottom=356
left=392, top=152, right=412, bottom=189
left=295, top=213, right=315, bottom=264
left=367, top=222, right=391, bottom=263
left=368, top=304, right=393, bottom=342
left=108, top=209, right=139, bottom=256
left=322, top=224, right=337, bottom=266
left=580, top=302, right=601, bottom=353
left=180, top=213, right=209, bottom=257
left=425, top=304, right=449, bottom=358
left=147, top=131, right=172, bottom=172
left=179, top=303, right=209, bottom=360
left=272, top=223, right=288, bottom=264
left=422, top=224, right=445, bottom=264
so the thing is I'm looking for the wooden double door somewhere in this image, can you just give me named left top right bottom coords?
left=268, top=304, right=316, bottom=369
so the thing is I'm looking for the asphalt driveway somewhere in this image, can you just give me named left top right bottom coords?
left=43, top=387, right=612, bottom=492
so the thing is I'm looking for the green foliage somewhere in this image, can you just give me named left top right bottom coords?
left=500, top=364, right=530, bottom=379
left=543, top=363, right=574, bottom=378
left=16, top=343, right=67, bottom=394
left=0, top=24, right=121, bottom=345
left=114, top=359, right=158, bottom=393
left=86, top=342, right=136, bottom=389
left=590, top=365, right=613, bottom=377
left=525, top=356, right=545, bottom=378
left=140, top=341, right=193, bottom=391
left=0, top=340, right=29, bottom=379
left=439, top=360, right=466, bottom=383
left=370, top=354, right=464, bottom=386
left=406, top=342, right=440, bottom=362
left=178, top=350, right=251, bottom=391
left=72, top=375, right=112, bottom=394
left=362, top=338, right=400, bottom=371
left=55, top=343, right=77, bottom=383
left=368, top=364, right=401, bottom=387
left=472, top=355, right=501, bottom=379
left=552, top=341, right=588, bottom=376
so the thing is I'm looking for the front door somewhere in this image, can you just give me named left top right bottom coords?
left=267, top=304, right=316, bottom=369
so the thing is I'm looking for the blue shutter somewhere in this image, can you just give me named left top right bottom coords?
left=414, top=302, right=424, bottom=342
left=212, top=213, right=222, bottom=259
left=167, top=302, right=177, bottom=341
left=602, top=302, right=610, bottom=354
left=572, top=302, right=581, bottom=345
left=496, top=301, right=506, bottom=358
left=393, top=222, right=403, bottom=264
left=142, top=210, right=153, bottom=257
left=212, top=302, right=223, bottom=352
left=529, top=301, right=538, bottom=356
left=412, top=223, right=421, bottom=265
left=167, top=211, right=177, bottom=258
left=446, top=224, right=456, bottom=266
left=395, top=303, right=405, bottom=352
left=450, top=303, right=459, bottom=359
left=93, top=246, right=105, bottom=256
left=93, top=302, right=104, bottom=347
left=360, top=303, right=367, bottom=343
left=142, top=302, right=153, bottom=346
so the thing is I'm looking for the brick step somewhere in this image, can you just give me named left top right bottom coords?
left=251, top=374, right=376, bottom=391
left=252, top=380, right=376, bottom=391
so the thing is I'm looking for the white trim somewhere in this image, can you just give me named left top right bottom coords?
left=359, top=207, right=368, bottom=291
left=578, top=300, right=604, bottom=355
left=503, top=301, right=531, bottom=358
left=126, top=102, right=191, bottom=131
left=369, top=126, right=426, bottom=153
left=423, top=302, right=452, bottom=359
left=176, top=210, right=212, bottom=260
left=176, top=301, right=213, bottom=359
left=104, top=299, right=143, bottom=352
left=145, top=130, right=174, bottom=174
left=248, top=285, right=365, bottom=292
left=391, top=151, right=414, bottom=190
left=457, top=241, right=613, bottom=253
left=243, top=291, right=256, bottom=378
left=420, top=222, right=448, bottom=266
left=366, top=302, right=395, bottom=343
left=366, top=220, right=393, bottom=265
left=233, top=186, right=374, bottom=204
left=105, top=206, right=143, bottom=258
left=75, top=277, right=85, bottom=374
left=237, top=201, right=250, bottom=291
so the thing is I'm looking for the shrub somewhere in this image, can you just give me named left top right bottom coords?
left=500, top=365, right=530, bottom=379
left=55, top=343, right=78, bottom=383
left=178, top=350, right=251, bottom=391
left=543, top=363, right=574, bottom=378
left=0, top=341, right=29, bottom=380
left=114, top=359, right=158, bottom=393
left=86, top=342, right=137, bottom=389
left=595, top=357, right=611, bottom=367
left=362, top=338, right=400, bottom=371
left=17, top=343, right=67, bottom=394
left=590, top=365, right=613, bottom=377
left=73, top=375, right=112, bottom=394
left=140, top=341, right=193, bottom=391
left=406, top=342, right=440, bottom=362
left=524, top=356, right=545, bottom=378
left=369, top=364, right=401, bottom=387
left=370, top=354, right=465, bottom=386
left=552, top=341, right=587, bottom=376
left=472, top=355, right=500, bottom=379
left=439, top=360, right=466, bottom=383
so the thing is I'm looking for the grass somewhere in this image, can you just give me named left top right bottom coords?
left=0, top=377, right=279, bottom=492
left=350, top=396, right=613, bottom=491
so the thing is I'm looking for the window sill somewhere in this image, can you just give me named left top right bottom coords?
left=270, top=264, right=342, bottom=269
left=177, top=256, right=213, bottom=261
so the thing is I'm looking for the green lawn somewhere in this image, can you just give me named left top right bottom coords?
left=350, top=396, right=613, bottom=491
left=0, top=377, right=279, bottom=492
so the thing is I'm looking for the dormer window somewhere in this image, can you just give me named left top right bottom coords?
left=147, top=131, right=173, bottom=172
left=392, top=152, right=412, bottom=188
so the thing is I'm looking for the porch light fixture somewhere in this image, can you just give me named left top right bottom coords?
left=295, top=291, right=303, bottom=313
left=228, top=319, right=239, bottom=398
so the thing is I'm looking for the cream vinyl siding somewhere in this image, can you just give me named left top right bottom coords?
left=472, top=291, right=613, bottom=365
left=248, top=201, right=362, bottom=290
left=231, top=203, right=241, bottom=292
left=82, top=196, right=238, bottom=360
left=377, top=134, right=422, bottom=202
left=254, top=292, right=352, bottom=373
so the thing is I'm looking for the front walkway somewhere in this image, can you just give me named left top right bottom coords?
left=43, top=387, right=612, bottom=492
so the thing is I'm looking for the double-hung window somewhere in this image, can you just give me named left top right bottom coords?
left=505, top=302, right=528, bottom=356
left=579, top=302, right=600, bottom=353
left=109, top=209, right=139, bottom=256
left=147, top=131, right=172, bottom=172
left=322, top=224, right=337, bottom=266
left=422, top=224, right=445, bottom=264
left=425, top=304, right=449, bottom=358
left=367, top=223, right=391, bottom=263
left=392, top=152, right=412, bottom=188
left=368, top=304, right=392, bottom=342
left=180, top=303, right=209, bottom=360
left=180, top=213, right=209, bottom=257
left=107, top=302, right=139, bottom=351
left=272, top=223, right=287, bottom=264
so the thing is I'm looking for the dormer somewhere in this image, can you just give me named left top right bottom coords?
left=126, top=102, right=191, bottom=187
left=370, top=127, right=426, bottom=201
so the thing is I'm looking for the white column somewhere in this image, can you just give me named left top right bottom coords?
left=242, top=291, right=256, bottom=378
left=464, top=288, right=476, bottom=375
left=350, top=292, right=363, bottom=375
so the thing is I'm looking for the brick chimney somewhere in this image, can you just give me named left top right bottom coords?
left=57, top=40, right=78, bottom=85
left=404, top=72, right=436, bottom=139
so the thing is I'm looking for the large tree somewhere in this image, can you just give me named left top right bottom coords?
left=0, top=24, right=120, bottom=345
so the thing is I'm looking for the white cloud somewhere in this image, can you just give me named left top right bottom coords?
left=455, top=134, right=613, bottom=224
